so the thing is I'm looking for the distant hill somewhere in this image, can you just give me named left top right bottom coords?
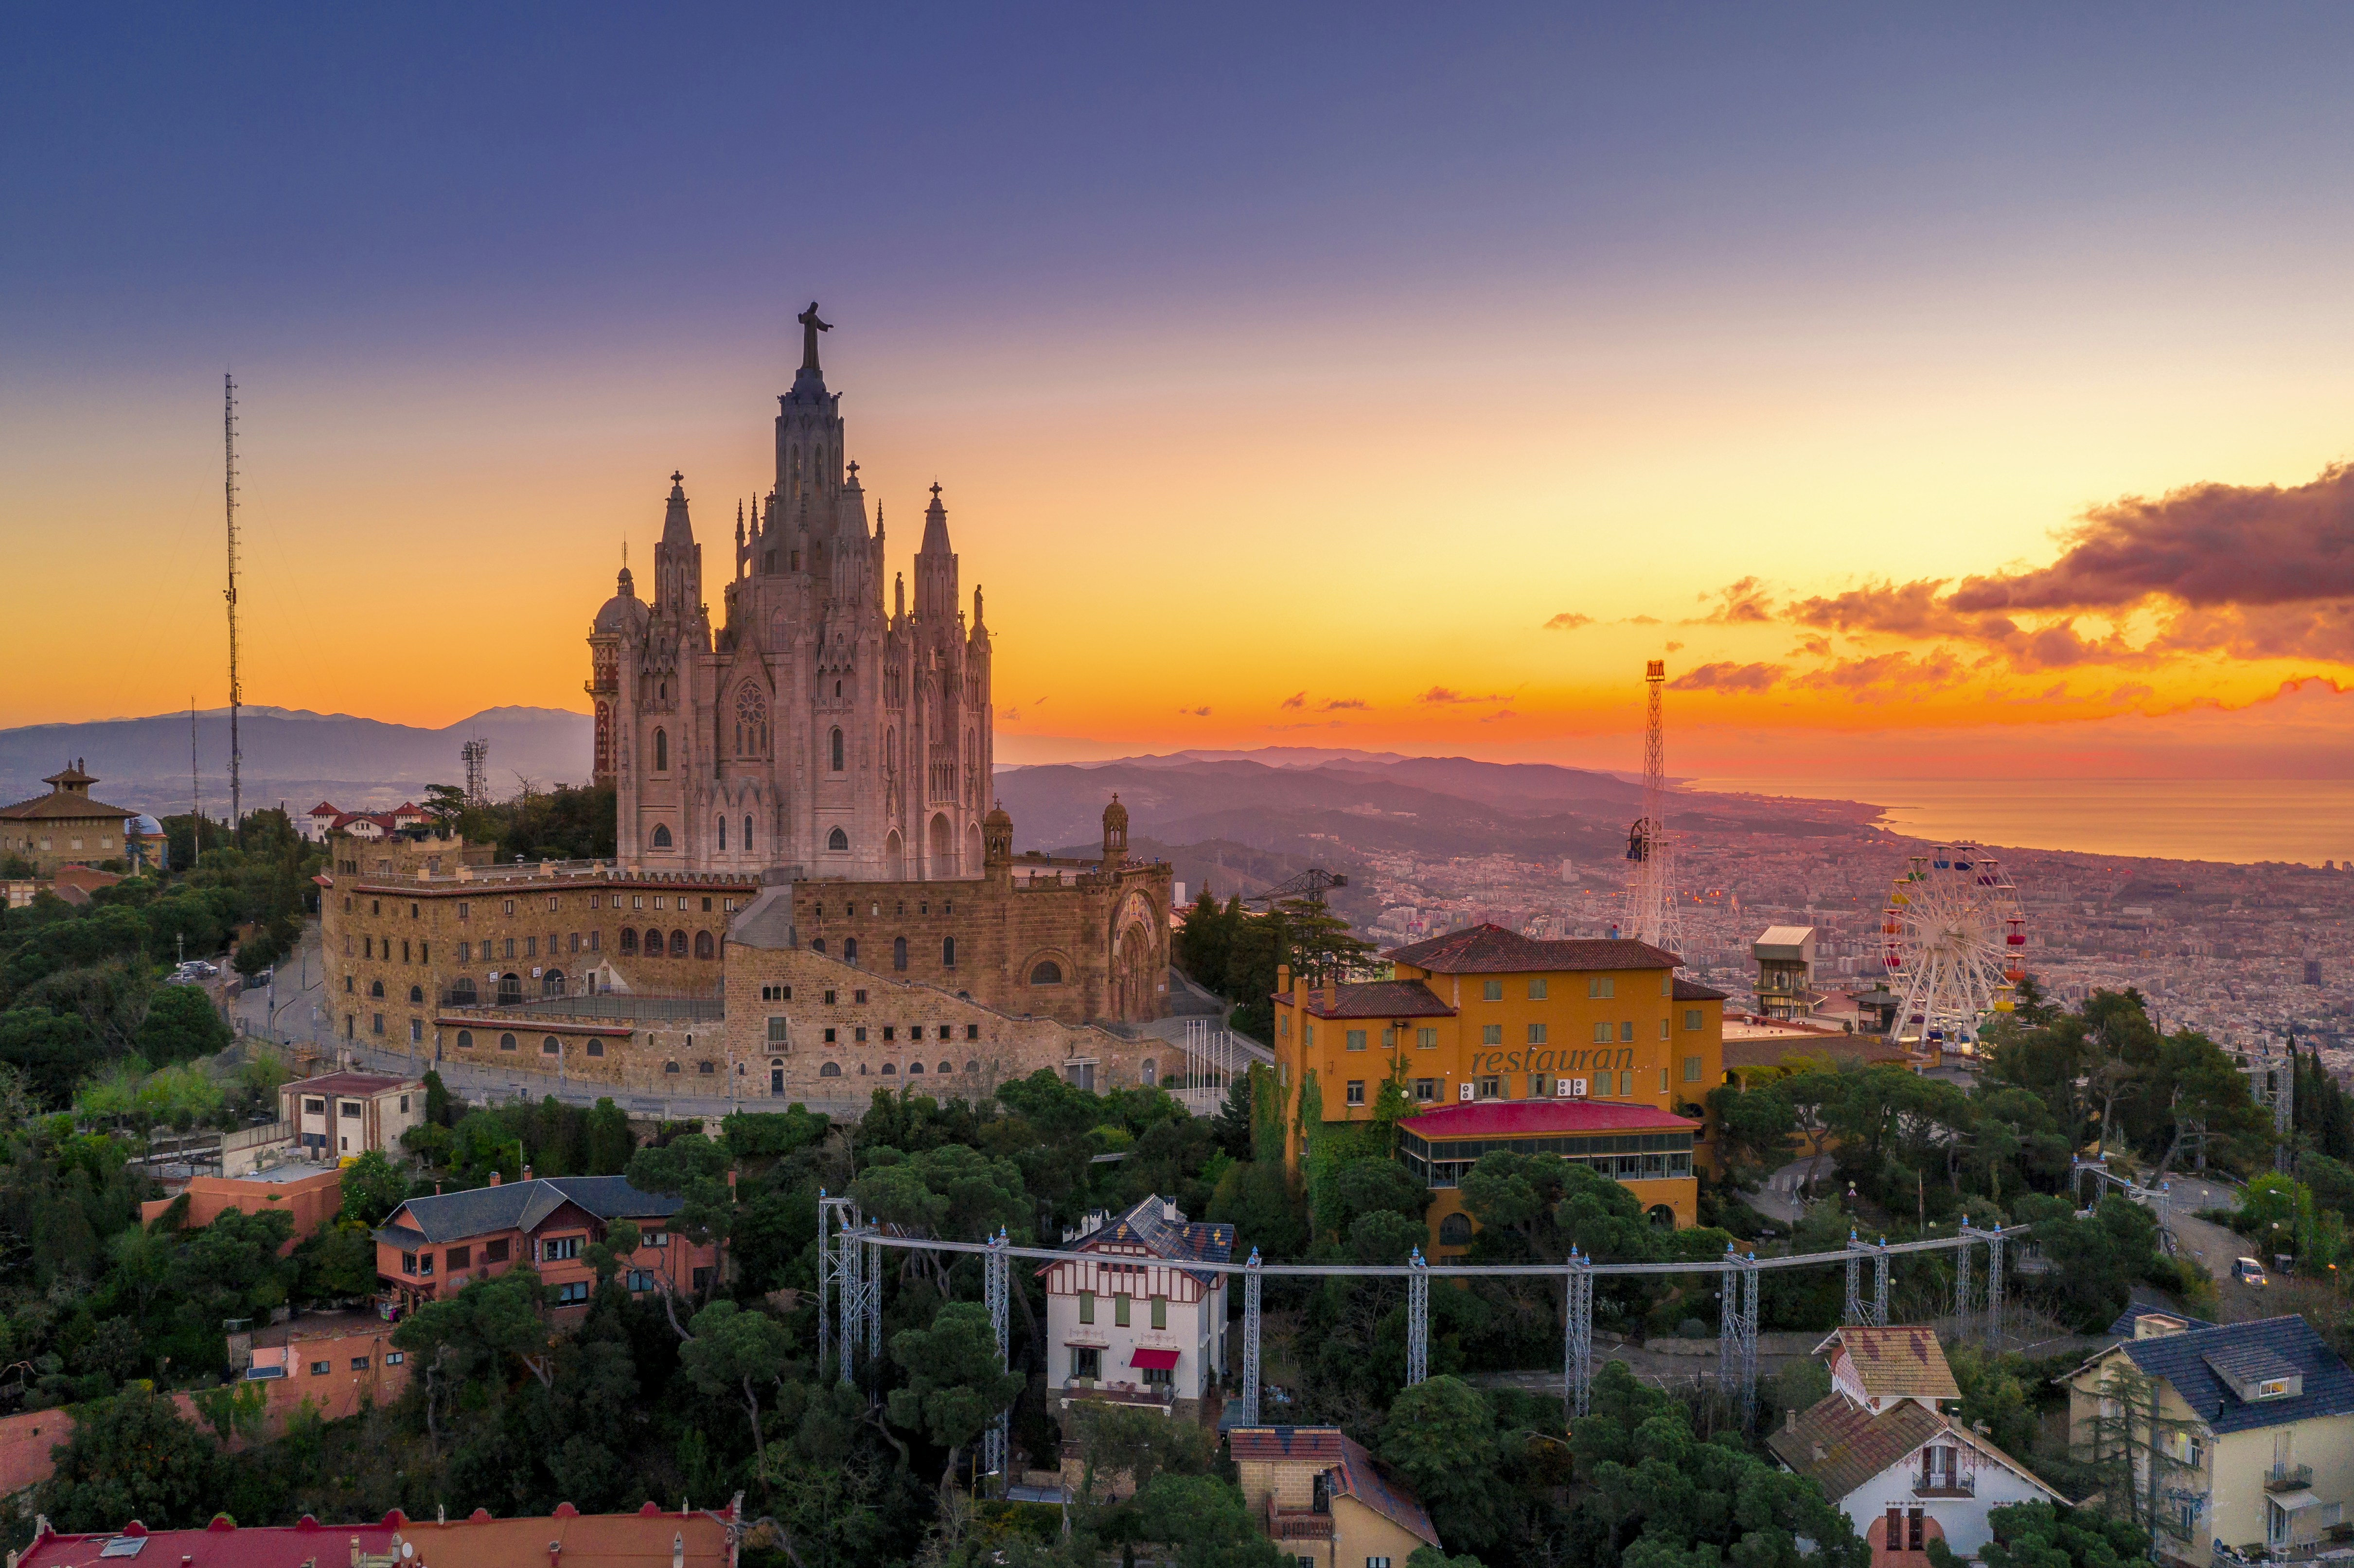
left=0, top=705, right=592, bottom=818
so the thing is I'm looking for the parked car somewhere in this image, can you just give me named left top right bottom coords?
left=2235, top=1256, right=2268, bottom=1286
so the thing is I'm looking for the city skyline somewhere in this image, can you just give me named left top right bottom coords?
left=7, top=8, right=2354, bottom=782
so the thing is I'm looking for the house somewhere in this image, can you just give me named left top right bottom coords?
left=302, top=800, right=344, bottom=843
left=1770, top=1326, right=2063, bottom=1565
left=277, top=1070, right=424, bottom=1160
left=137, top=1166, right=344, bottom=1251
left=1039, top=1194, right=1231, bottom=1422
left=2061, top=1315, right=2354, bottom=1567
left=1753, top=925, right=1818, bottom=1020
left=0, top=763, right=141, bottom=877
left=372, top=1172, right=712, bottom=1317
left=8, top=1500, right=737, bottom=1567
left=1230, top=1427, right=1439, bottom=1568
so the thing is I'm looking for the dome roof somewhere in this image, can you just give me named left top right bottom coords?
left=984, top=800, right=1013, bottom=832
left=1101, top=793, right=1128, bottom=831
left=594, top=566, right=649, bottom=634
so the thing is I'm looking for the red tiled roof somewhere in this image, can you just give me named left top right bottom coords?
left=1767, top=1393, right=1945, bottom=1503
left=1230, top=1427, right=1346, bottom=1464
left=0, top=792, right=140, bottom=822
left=1282, top=979, right=1456, bottom=1020
left=1330, top=1432, right=1439, bottom=1548
left=287, top=1071, right=415, bottom=1096
left=1398, top=1099, right=1698, bottom=1139
left=307, top=801, right=341, bottom=816
left=1384, top=922, right=1679, bottom=974
left=18, top=1506, right=735, bottom=1568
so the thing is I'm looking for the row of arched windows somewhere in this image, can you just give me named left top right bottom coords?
left=810, top=934, right=954, bottom=966
left=453, top=1029, right=606, bottom=1057
left=815, top=1060, right=977, bottom=1077
left=717, top=814, right=754, bottom=852
left=618, top=928, right=715, bottom=958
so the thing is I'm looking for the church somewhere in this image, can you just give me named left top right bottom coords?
left=589, top=303, right=991, bottom=881
left=317, top=309, right=1174, bottom=1107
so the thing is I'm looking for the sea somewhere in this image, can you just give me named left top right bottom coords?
left=1683, top=777, right=2354, bottom=867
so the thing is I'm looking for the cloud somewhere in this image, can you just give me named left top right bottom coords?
left=1664, top=640, right=1684, bottom=652
left=1788, top=578, right=1970, bottom=638
left=1951, top=462, right=2354, bottom=614
left=1624, top=615, right=1662, bottom=626
left=1543, top=613, right=1593, bottom=631
left=1668, top=661, right=1786, bottom=692
left=1178, top=705, right=1211, bottom=717
left=1321, top=698, right=1368, bottom=711
left=1279, top=691, right=1305, bottom=710
left=1693, top=576, right=1775, bottom=625
left=1002, top=707, right=1021, bottom=721
left=1417, top=686, right=1510, bottom=705
left=1788, top=650, right=1969, bottom=700
left=2107, top=683, right=2155, bottom=704
left=1479, top=709, right=1519, bottom=722
left=1790, top=635, right=1831, bottom=657
left=2152, top=602, right=2354, bottom=662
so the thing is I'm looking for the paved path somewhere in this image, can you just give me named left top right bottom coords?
left=2144, top=1170, right=2279, bottom=1321
left=1750, top=1155, right=1836, bottom=1226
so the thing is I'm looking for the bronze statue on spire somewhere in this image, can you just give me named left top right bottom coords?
left=797, top=301, right=832, bottom=372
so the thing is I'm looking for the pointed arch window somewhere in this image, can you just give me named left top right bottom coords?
left=743, top=814, right=754, bottom=853
left=654, top=728, right=668, bottom=772
left=893, top=936, right=908, bottom=971
left=650, top=823, right=672, bottom=848
left=942, top=936, right=956, bottom=969
left=827, top=827, right=850, bottom=852
left=830, top=728, right=844, bottom=772
left=717, top=816, right=727, bottom=851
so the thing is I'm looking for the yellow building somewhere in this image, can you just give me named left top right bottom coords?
left=1400, top=1097, right=1704, bottom=1247
left=0, top=762, right=140, bottom=876
left=1271, top=923, right=1725, bottom=1171
left=1231, top=1427, right=1440, bottom=1566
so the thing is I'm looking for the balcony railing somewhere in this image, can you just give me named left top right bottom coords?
left=1915, top=1475, right=1976, bottom=1498
left=1058, top=1378, right=1175, bottom=1411
left=1266, top=1500, right=1334, bottom=1542
left=2266, top=1464, right=2315, bottom=1494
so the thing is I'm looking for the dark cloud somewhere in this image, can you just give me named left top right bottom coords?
left=1790, top=650, right=1967, bottom=697
left=1322, top=698, right=1368, bottom=711
left=1417, top=686, right=1508, bottom=705
left=1667, top=661, right=1785, bottom=692
left=1179, top=705, right=1211, bottom=717
left=1788, top=578, right=1969, bottom=637
left=1693, top=577, right=1775, bottom=625
left=1479, top=709, right=1519, bottom=722
left=1279, top=691, right=1305, bottom=709
left=1951, top=462, right=2354, bottom=614
left=1664, top=640, right=1684, bottom=652
left=2153, top=602, right=2354, bottom=663
left=1543, top=612, right=1593, bottom=631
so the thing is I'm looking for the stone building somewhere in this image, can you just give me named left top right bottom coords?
left=0, top=762, right=141, bottom=875
left=589, top=304, right=992, bottom=883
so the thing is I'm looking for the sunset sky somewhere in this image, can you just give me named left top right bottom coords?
left=6, top=7, right=2353, bottom=780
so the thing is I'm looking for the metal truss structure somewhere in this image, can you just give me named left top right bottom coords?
left=982, top=1228, right=1010, bottom=1484
left=1719, top=1246, right=1759, bottom=1427
left=1405, top=1248, right=1430, bottom=1387
left=1563, top=1249, right=1594, bottom=1417
left=1843, top=1231, right=1890, bottom=1326
left=1239, top=1249, right=1263, bottom=1426
left=816, top=1192, right=862, bottom=1386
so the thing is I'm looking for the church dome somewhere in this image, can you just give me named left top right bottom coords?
left=985, top=801, right=1013, bottom=833
left=1101, top=793, right=1128, bottom=833
left=594, top=566, right=649, bottom=635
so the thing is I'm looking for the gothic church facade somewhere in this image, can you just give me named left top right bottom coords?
left=590, top=308, right=991, bottom=882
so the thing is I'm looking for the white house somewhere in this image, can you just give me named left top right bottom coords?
left=1038, top=1194, right=1232, bottom=1421
left=1770, top=1325, right=2063, bottom=1563
left=302, top=802, right=344, bottom=843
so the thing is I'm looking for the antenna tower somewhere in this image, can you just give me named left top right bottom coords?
left=190, top=698, right=203, bottom=861
left=1626, top=660, right=1686, bottom=962
left=461, top=738, right=490, bottom=807
left=223, top=374, right=244, bottom=845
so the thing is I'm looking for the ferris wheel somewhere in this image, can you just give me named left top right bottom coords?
left=1879, top=844, right=2027, bottom=1052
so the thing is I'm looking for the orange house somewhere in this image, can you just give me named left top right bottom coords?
left=137, top=1167, right=344, bottom=1256
left=373, top=1172, right=714, bottom=1318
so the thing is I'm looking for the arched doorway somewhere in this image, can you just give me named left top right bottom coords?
left=928, top=812, right=954, bottom=876
left=497, top=972, right=522, bottom=1005
left=541, top=969, right=565, bottom=997
left=1108, top=890, right=1158, bottom=1021
left=884, top=828, right=903, bottom=880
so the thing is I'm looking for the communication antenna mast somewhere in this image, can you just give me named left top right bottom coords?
left=1625, top=660, right=1686, bottom=963
left=190, top=697, right=203, bottom=861
left=461, top=737, right=490, bottom=807
left=223, top=374, right=244, bottom=845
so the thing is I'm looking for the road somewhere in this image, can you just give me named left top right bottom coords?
left=2146, top=1170, right=2286, bottom=1322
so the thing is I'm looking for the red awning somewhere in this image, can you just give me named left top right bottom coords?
left=1129, top=1348, right=1180, bottom=1371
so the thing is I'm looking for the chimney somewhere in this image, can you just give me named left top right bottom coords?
left=672, top=1533, right=685, bottom=1568
left=489, top=1170, right=501, bottom=1186
left=1785, top=1409, right=1797, bottom=1433
left=522, top=1166, right=532, bottom=1182
left=1811, top=1442, right=1826, bottom=1462
left=434, top=1180, right=442, bottom=1196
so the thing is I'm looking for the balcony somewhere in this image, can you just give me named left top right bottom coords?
left=2266, top=1465, right=2315, bottom=1494
left=1266, top=1500, right=1334, bottom=1543
left=1057, top=1378, right=1176, bottom=1412
left=1914, top=1474, right=1975, bottom=1499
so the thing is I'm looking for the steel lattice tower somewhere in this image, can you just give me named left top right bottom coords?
left=461, top=738, right=490, bottom=807
left=1719, top=1245, right=1759, bottom=1427
left=1405, top=1248, right=1430, bottom=1386
left=223, top=375, right=244, bottom=844
left=1628, top=661, right=1686, bottom=960
left=983, top=1229, right=1009, bottom=1483
left=1563, top=1249, right=1594, bottom=1418
left=1240, top=1250, right=1262, bottom=1425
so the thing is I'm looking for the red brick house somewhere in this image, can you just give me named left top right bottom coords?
left=372, top=1172, right=714, bottom=1317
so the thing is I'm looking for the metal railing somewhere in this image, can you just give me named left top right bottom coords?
left=2266, top=1463, right=2315, bottom=1493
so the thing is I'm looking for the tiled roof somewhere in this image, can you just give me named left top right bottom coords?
left=1673, top=977, right=1728, bottom=1001
left=1768, top=1392, right=1946, bottom=1502
left=307, top=801, right=341, bottom=816
left=16, top=1506, right=735, bottom=1568
left=1224, top=1429, right=1436, bottom=1549
left=376, top=1176, right=682, bottom=1247
left=1331, top=1431, right=1439, bottom=1547
left=1229, top=1427, right=1346, bottom=1464
left=287, top=1071, right=413, bottom=1097
left=1398, top=1099, right=1699, bottom=1140
left=2102, top=1291, right=2213, bottom=1339
left=2117, top=1316, right=2354, bottom=1434
left=0, top=791, right=140, bottom=822
left=1286, top=980, right=1456, bottom=1020
left=1046, top=1194, right=1233, bottom=1286
left=1383, top=923, right=1680, bottom=974
left=1821, top=1326, right=1959, bottom=1399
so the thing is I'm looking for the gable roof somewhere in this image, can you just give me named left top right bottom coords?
left=1042, top=1194, right=1232, bottom=1286
left=1673, top=976, right=1729, bottom=1001
left=1225, top=1428, right=1436, bottom=1547
left=375, top=1176, right=683, bottom=1247
left=0, top=790, right=140, bottom=822
left=1383, top=923, right=1680, bottom=974
left=2113, top=1316, right=2354, bottom=1434
left=1817, top=1325, right=1960, bottom=1400
left=1286, top=979, right=1455, bottom=1020
left=1768, top=1392, right=1947, bottom=1501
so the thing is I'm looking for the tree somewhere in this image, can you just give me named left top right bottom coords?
left=1124, top=1473, right=1286, bottom=1568
left=585, top=1097, right=633, bottom=1173
left=1065, top=1400, right=1212, bottom=1504
left=2080, top=1357, right=2201, bottom=1542
left=393, top=1267, right=557, bottom=1398
left=626, top=1132, right=737, bottom=1326
left=680, top=1300, right=794, bottom=1481
left=37, top=1389, right=226, bottom=1531
left=337, top=1149, right=408, bottom=1229
left=1706, top=1079, right=1797, bottom=1177
left=886, top=1301, right=1025, bottom=1487
left=135, top=984, right=230, bottom=1065
left=0, top=1007, right=103, bottom=1105
left=1932, top=1500, right=2154, bottom=1568
left=1379, top=1375, right=1508, bottom=1550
